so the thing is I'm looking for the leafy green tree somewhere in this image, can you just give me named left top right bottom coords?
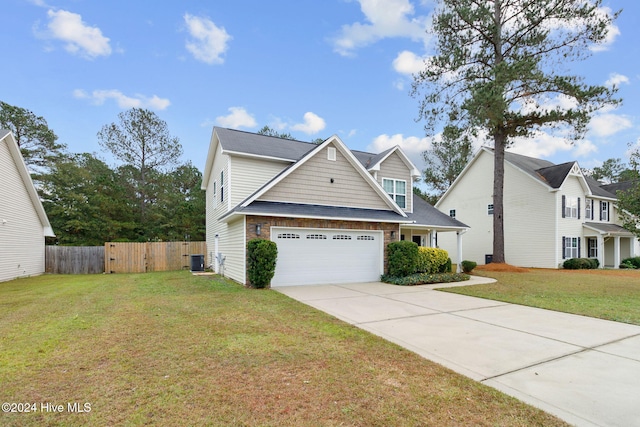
left=412, top=0, right=619, bottom=263
left=41, top=153, right=137, bottom=245
left=422, top=125, right=472, bottom=200
left=589, top=158, right=625, bottom=184
left=257, top=125, right=294, bottom=140
left=0, top=100, right=66, bottom=174
left=618, top=143, right=640, bottom=238
left=97, top=108, right=183, bottom=226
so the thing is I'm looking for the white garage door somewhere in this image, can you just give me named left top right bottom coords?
left=270, top=227, right=383, bottom=286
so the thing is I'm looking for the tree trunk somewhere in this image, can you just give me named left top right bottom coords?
left=492, top=130, right=506, bottom=263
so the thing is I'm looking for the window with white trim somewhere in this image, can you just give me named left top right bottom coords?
left=588, top=238, right=598, bottom=258
left=212, top=181, right=217, bottom=207
left=382, top=178, right=406, bottom=209
left=563, top=236, right=579, bottom=259
left=487, top=204, right=494, bottom=215
left=600, top=201, right=609, bottom=221
left=327, top=147, right=336, bottom=161
left=220, top=171, right=225, bottom=202
left=585, top=198, right=593, bottom=220
left=563, top=196, right=579, bottom=218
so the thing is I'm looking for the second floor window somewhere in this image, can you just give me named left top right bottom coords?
left=383, top=178, right=406, bottom=209
left=487, top=204, right=494, bottom=215
left=600, top=201, right=609, bottom=221
left=585, top=198, right=593, bottom=220
left=220, top=170, right=225, bottom=203
left=449, top=209, right=456, bottom=219
left=562, top=196, right=580, bottom=219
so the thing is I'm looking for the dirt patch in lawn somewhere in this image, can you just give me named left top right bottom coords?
left=475, top=263, right=529, bottom=273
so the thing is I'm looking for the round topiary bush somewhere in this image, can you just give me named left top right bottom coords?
left=247, top=239, right=278, bottom=288
left=461, top=260, right=477, bottom=273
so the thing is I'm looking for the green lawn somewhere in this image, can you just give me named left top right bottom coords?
left=443, top=268, right=640, bottom=325
left=0, top=272, right=566, bottom=426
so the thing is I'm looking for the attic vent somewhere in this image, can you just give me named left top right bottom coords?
left=357, top=236, right=375, bottom=241
left=278, top=233, right=300, bottom=239
left=333, top=234, right=352, bottom=240
left=327, top=147, right=336, bottom=161
left=306, top=234, right=327, bottom=240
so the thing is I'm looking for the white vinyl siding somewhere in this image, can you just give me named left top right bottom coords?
left=223, top=217, right=246, bottom=283
left=230, top=156, right=289, bottom=207
left=259, top=143, right=390, bottom=211
left=437, top=150, right=556, bottom=268
left=377, top=152, right=412, bottom=212
left=0, top=140, right=46, bottom=282
left=556, top=176, right=586, bottom=265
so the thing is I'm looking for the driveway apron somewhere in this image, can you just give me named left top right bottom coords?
left=275, top=278, right=640, bottom=427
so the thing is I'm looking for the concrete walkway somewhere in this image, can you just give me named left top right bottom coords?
left=275, top=278, right=640, bottom=427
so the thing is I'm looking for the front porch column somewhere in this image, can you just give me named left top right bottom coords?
left=631, top=238, right=635, bottom=258
left=456, top=231, right=463, bottom=273
left=430, top=231, right=437, bottom=248
left=614, top=236, right=621, bottom=269
left=597, top=235, right=605, bottom=269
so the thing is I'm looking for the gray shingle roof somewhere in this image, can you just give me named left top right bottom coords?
left=406, top=194, right=468, bottom=228
left=583, top=222, right=634, bottom=236
left=600, top=180, right=639, bottom=195
left=0, top=129, right=11, bottom=140
left=215, top=127, right=317, bottom=161
left=501, top=149, right=617, bottom=198
left=226, top=201, right=412, bottom=223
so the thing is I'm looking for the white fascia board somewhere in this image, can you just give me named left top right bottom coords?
left=435, top=146, right=488, bottom=208
left=2, top=132, right=55, bottom=237
left=371, top=146, right=421, bottom=179
left=201, top=129, right=220, bottom=190
left=239, top=135, right=407, bottom=217
left=222, top=149, right=298, bottom=163
left=556, top=162, right=591, bottom=194
left=222, top=210, right=413, bottom=224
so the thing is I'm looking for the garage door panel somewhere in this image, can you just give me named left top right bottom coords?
left=271, top=227, right=382, bottom=286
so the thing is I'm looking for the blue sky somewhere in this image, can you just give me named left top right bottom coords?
left=2, top=0, right=638, bottom=187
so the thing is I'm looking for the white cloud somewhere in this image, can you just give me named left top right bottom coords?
left=291, top=112, right=326, bottom=135
left=605, top=73, right=629, bottom=88
left=508, top=131, right=596, bottom=159
left=589, top=113, right=632, bottom=137
left=333, top=0, right=429, bottom=56
left=215, top=107, right=256, bottom=129
left=73, top=89, right=170, bottom=110
left=184, top=14, right=231, bottom=64
left=367, top=133, right=431, bottom=167
left=590, top=7, right=620, bottom=52
left=44, top=9, right=111, bottom=58
left=393, top=50, right=425, bottom=75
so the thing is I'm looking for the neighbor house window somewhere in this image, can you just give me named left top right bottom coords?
left=487, top=204, right=494, bottom=215
left=383, top=178, right=406, bottom=209
left=585, top=198, right=593, bottom=220
left=213, top=181, right=217, bottom=207
left=562, top=196, right=580, bottom=219
left=449, top=209, right=456, bottom=219
left=588, top=238, right=598, bottom=258
left=220, top=171, right=224, bottom=202
left=600, top=201, right=609, bottom=221
left=563, top=236, right=580, bottom=259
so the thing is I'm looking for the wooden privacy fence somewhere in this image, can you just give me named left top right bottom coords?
left=104, top=241, right=207, bottom=274
left=46, top=246, right=105, bottom=274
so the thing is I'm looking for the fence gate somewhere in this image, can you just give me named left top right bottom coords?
left=104, top=241, right=207, bottom=274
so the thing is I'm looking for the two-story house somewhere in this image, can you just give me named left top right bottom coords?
left=202, top=127, right=468, bottom=286
left=436, top=146, right=639, bottom=269
left=0, top=130, right=55, bottom=282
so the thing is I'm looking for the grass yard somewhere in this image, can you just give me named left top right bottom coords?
left=0, top=271, right=567, bottom=426
left=444, top=267, right=640, bottom=325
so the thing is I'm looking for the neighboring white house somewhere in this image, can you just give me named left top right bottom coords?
left=436, top=146, right=639, bottom=269
left=0, top=130, right=55, bottom=282
left=202, top=127, right=468, bottom=286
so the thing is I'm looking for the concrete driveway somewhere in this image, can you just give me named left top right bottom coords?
left=275, top=278, right=640, bottom=427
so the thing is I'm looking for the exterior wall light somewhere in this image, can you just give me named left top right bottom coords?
left=256, top=224, right=261, bottom=235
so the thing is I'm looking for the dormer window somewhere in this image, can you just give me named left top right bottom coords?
left=383, top=178, right=406, bottom=209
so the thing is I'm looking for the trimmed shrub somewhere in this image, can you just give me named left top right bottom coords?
left=440, top=257, right=452, bottom=273
left=387, top=241, right=419, bottom=277
left=563, top=257, right=597, bottom=270
left=247, top=239, right=278, bottom=288
left=461, top=260, right=477, bottom=273
left=381, top=272, right=470, bottom=286
left=621, top=257, right=640, bottom=269
left=416, top=247, right=449, bottom=274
